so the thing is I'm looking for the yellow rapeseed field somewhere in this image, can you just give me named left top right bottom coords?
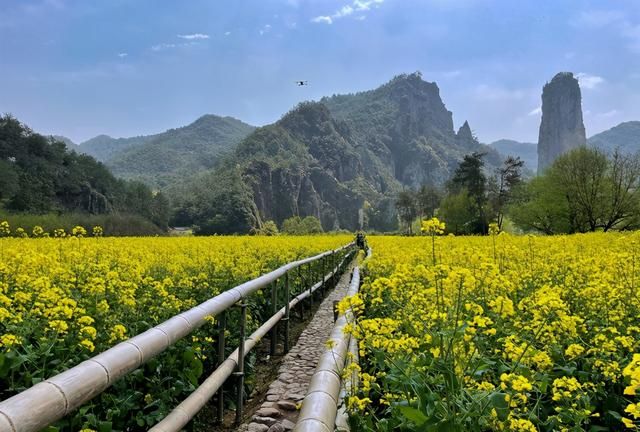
left=342, top=230, right=640, bottom=431
left=0, top=231, right=350, bottom=430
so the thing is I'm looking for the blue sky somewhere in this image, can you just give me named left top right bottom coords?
left=1, top=0, right=639, bottom=144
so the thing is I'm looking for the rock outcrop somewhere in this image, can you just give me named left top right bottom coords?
left=537, top=72, right=586, bottom=173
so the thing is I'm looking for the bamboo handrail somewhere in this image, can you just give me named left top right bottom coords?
left=293, top=266, right=360, bottom=432
left=0, top=242, right=354, bottom=432
left=150, top=251, right=352, bottom=431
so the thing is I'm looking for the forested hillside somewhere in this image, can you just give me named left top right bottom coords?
left=81, top=134, right=156, bottom=162
left=80, top=115, right=255, bottom=188
left=0, top=115, right=169, bottom=231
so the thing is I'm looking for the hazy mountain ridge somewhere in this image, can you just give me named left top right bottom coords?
left=489, top=139, right=538, bottom=171
left=50, top=135, right=80, bottom=151
left=81, top=134, right=157, bottom=162
left=588, top=121, right=640, bottom=154
left=78, top=115, right=255, bottom=188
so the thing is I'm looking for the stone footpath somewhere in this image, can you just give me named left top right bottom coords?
left=238, top=265, right=354, bottom=432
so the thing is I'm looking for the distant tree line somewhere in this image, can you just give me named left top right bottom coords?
left=395, top=152, right=524, bottom=235
left=0, top=115, right=169, bottom=231
left=396, top=146, right=640, bottom=235
left=510, top=147, right=640, bottom=233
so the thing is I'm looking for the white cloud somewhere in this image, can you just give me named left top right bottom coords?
left=177, top=33, right=210, bottom=40
left=312, top=0, right=384, bottom=24
left=576, top=72, right=605, bottom=89
left=117, top=52, right=128, bottom=58
left=355, top=15, right=366, bottom=21
left=151, top=43, right=176, bottom=51
left=312, top=15, right=333, bottom=24
left=528, top=107, right=542, bottom=116
left=335, top=5, right=354, bottom=18
left=354, top=0, right=384, bottom=11
left=224, top=31, right=231, bottom=36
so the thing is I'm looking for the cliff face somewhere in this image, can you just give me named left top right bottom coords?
left=322, top=72, right=502, bottom=190
left=237, top=103, right=366, bottom=231
left=537, top=72, right=586, bottom=173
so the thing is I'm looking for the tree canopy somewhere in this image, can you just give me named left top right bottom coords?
left=0, top=114, right=168, bottom=229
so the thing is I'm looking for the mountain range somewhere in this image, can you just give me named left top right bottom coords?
left=63, top=116, right=255, bottom=188
left=167, top=73, right=504, bottom=233
left=49, top=73, right=640, bottom=233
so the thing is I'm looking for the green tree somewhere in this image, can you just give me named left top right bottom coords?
left=0, top=160, right=19, bottom=202
left=489, top=156, right=524, bottom=230
left=509, top=147, right=640, bottom=233
left=449, top=152, right=488, bottom=233
left=0, top=114, right=165, bottom=230
left=395, top=190, right=417, bottom=234
left=509, top=175, right=571, bottom=234
left=416, top=184, right=442, bottom=219
left=253, top=220, right=279, bottom=236
left=551, top=147, right=640, bottom=232
left=150, top=192, right=171, bottom=230
left=439, top=190, right=475, bottom=235
left=281, top=215, right=323, bottom=234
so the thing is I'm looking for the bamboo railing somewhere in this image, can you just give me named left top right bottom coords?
left=0, top=243, right=355, bottom=432
left=293, top=266, right=360, bottom=432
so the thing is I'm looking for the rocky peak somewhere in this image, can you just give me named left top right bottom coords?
left=537, top=72, right=586, bottom=173
left=278, top=102, right=337, bottom=138
left=456, top=121, right=474, bottom=141
left=455, top=120, right=480, bottom=151
left=384, top=73, right=454, bottom=136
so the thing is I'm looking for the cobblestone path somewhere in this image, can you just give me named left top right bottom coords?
left=238, top=265, right=354, bottom=432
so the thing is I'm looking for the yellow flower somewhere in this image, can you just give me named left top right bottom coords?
left=622, top=417, right=635, bottom=429
left=109, top=324, right=127, bottom=343
left=565, top=343, right=585, bottom=359
left=421, top=217, right=446, bottom=235
left=79, top=339, right=95, bottom=352
left=80, top=326, right=97, bottom=340
left=0, top=334, right=22, bottom=350
left=48, top=320, right=69, bottom=334
left=72, top=226, right=87, bottom=237
left=488, top=222, right=500, bottom=236
left=92, top=226, right=103, bottom=237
